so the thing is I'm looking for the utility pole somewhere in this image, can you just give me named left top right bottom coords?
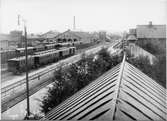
left=18, top=15, right=30, bottom=119
left=24, top=23, right=30, bottom=119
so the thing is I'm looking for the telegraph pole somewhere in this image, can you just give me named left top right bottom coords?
left=24, top=23, right=30, bottom=119
left=18, top=15, right=30, bottom=119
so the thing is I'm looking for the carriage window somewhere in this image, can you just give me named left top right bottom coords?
left=63, top=39, right=67, bottom=42
left=74, top=39, right=77, bottom=42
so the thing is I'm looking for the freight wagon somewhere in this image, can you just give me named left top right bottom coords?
left=7, top=47, right=76, bottom=74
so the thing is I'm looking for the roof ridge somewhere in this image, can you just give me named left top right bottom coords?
left=111, top=52, right=127, bottom=120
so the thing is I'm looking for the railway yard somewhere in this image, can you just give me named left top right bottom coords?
left=1, top=0, right=166, bottom=120
left=1, top=41, right=120, bottom=116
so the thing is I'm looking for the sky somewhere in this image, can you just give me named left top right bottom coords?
left=0, top=0, right=167, bottom=34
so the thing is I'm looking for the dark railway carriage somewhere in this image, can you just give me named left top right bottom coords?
left=34, top=50, right=59, bottom=66
left=7, top=47, right=76, bottom=74
left=7, top=56, right=35, bottom=74
left=58, top=43, right=72, bottom=47
left=60, top=48, right=70, bottom=57
left=15, top=47, right=34, bottom=56
left=34, top=49, right=57, bottom=55
left=44, top=44, right=60, bottom=50
left=33, top=45, right=45, bottom=52
left=70, top=47, right=76, bottom=55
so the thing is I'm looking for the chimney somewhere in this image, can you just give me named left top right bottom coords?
left=73, top=16, right=76, bottom=30
left=149, top=21, right=152, bottom=26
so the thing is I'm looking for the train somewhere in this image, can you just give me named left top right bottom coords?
left=7, top=47, right=76, bottom=74
left=0, top=43, right=75, bottom=64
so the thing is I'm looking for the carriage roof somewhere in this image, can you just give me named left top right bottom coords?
left=15, top=47, right=34, bottom=51
left=45, top=43, right=58, bottom=47
left=8, top=55, right=34, bottom=61
left=34, top=49, right=57, bottom=55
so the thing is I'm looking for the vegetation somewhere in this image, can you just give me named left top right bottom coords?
left=137, top=41, right=165, bottom=56
left=40, top=48, right=123, bottom=114
left=127, top=54, right=166, bottom=88
left=128, top=40, right=166, bottom=88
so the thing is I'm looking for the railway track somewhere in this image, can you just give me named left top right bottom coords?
left=2, top=76, right=54, bottom=113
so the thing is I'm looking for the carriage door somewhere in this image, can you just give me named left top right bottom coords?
left=59, top=51, right=63, bottom=58
left=69, top=48, right=72, bottom=55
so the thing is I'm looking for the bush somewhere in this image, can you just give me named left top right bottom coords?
left=40, top=47, right=123, bottom=114
left=138, top=42, right=165, bottom=56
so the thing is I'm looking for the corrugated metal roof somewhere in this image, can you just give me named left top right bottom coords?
left=42, top=54, right=167, bottom=121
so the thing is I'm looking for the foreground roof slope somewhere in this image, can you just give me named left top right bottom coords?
left=43, top=55, right=167, bottom=121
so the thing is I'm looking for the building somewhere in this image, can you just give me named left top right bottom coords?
left=51, top=29, right=81, bottom=43
left=0, top=39, right=8, bottom=50
left=99, top=31, right=106, bottom=41
left=127, top=34, right=137, bottom=44
left=129, top=28, right=136, bottom=35
left=136, top=21, right=166, bottom=48
left=0, top=30, right=23, bottom=50
left=40, top=30, right=60, bottom=44
left=40, top=30, right=59, bottom=39
left=51, top=29, right=98, bottom=44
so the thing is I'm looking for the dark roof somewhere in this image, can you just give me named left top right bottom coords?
left=42, top=55, right=166, bottom=121
left=136, top=24, right=166, bottom=38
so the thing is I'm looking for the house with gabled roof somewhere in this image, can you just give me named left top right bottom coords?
left=136, top=21, right=166, bottom=49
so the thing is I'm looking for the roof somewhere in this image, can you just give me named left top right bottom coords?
left=8, top=55, right=34, bottom=61
left=40, top=30, right=60, bottom=38
left=45, top=44, right=58, bottom=47
left=54, top=30, right=82, bottom=39
left=0, top=34, right=21, bottom=41
left=34, top=50, right=59, bottom=57
left=43, top=54, right=166, bottom=121
left=16, top=47, right=34, bottom=51
left=127, top=34, right=137, bottom=41
left=27, top=34, right=41, bottom=39
left=136, top=24, right=166, bottom=38
left=72, top=31, right=93, bottom=39
left=34, top=49, right=57, bottom=55
left=54, top=30, right=95, bottom=40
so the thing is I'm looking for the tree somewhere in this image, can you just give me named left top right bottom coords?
left=40, top=47, right=123, bottom=115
